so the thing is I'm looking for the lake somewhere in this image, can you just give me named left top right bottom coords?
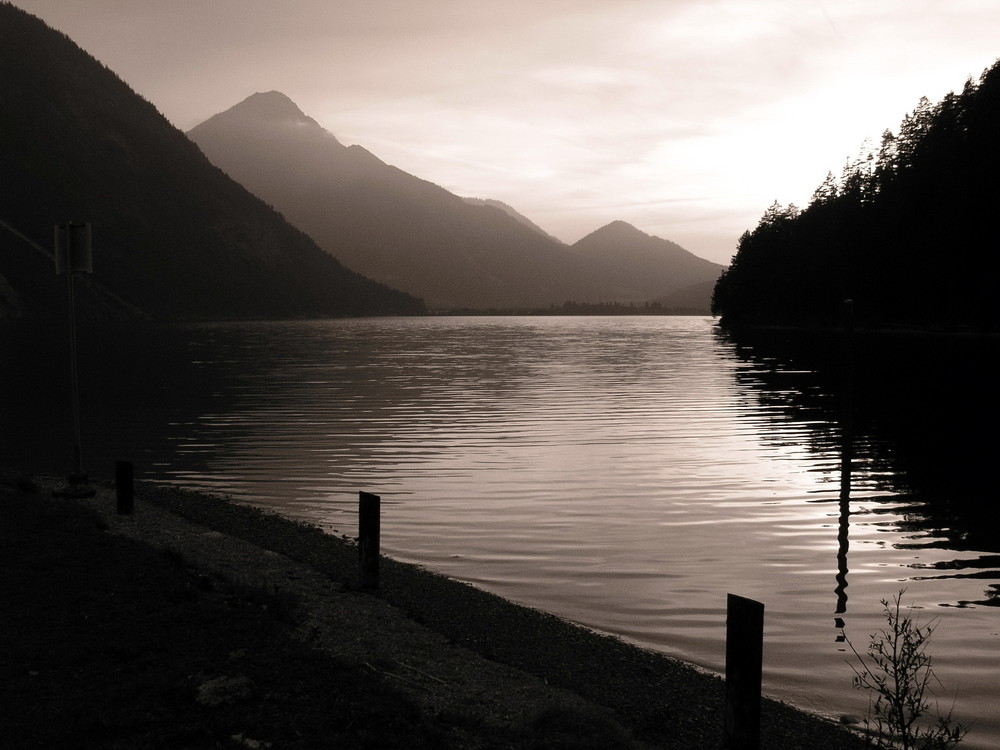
left=3, top=315, right=997, bottom=747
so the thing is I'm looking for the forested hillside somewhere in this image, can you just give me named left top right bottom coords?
left=0, top=4, right=424, bottom=319
left=713, top=58, right=1000, bottom=329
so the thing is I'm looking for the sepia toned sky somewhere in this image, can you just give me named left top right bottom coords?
left=11, top=0, right=1000, bottom=263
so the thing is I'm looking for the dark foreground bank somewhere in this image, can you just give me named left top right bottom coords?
left=1, top=472, right=866, bottom=749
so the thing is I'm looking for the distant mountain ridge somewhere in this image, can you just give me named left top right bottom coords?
left=460, top=197, right=565, bottom=245
left=189, top=92, right=724, bottom=310
left=571, top=221, right=724, bottom=299
left=189, top=92, right=601, bottom=309
left=0, top=7, right=422, bottom=319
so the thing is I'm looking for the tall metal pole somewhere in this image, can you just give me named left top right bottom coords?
left=67, top=268, right=83, bottom=474
left=55, top=222, right=92, bottom=477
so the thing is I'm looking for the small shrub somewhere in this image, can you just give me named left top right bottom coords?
left=843, top=590, right=967, bottom=749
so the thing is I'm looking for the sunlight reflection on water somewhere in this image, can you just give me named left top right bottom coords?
left=2, top=315, right=997, bottom=747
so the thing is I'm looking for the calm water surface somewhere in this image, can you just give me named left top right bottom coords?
left=3, top=316, right=997, bottom=746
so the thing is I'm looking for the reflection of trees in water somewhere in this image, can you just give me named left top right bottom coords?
left=719, top=327, right=901, bottom=493
left=716, top=325, right=1000, bottom=607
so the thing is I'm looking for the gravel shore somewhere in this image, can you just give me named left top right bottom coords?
left=2, top=472, right=868, bottom=748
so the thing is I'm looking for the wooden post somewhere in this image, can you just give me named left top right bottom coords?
left=358, top=491, right=380, bottom=590
left=841, top=298, right=854, bottom=335
left=115, top=460, right=134, bottom=515
left=725, top=593, right=764, bottom=749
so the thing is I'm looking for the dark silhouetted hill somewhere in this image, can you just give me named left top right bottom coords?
left=0, top=4, right=423, bottom=320
left=189, top=92, right=721, bottom=310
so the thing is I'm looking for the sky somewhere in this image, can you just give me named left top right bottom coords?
left=10, top=1, right=1000, bottom=264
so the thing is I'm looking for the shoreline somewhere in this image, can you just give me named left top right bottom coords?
left=3, top=471, right=868, bottom=748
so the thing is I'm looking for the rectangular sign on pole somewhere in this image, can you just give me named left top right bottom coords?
left=54, top=222, right=93, bottom=275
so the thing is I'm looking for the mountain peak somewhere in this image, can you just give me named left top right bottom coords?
left=605, top=220, right=639, bottom=231
left=191, top=91, right=326, bottom=134
left=231, top=91, right=309, bottom=121
left=189, top=90, right=343, bottom=148
left=572, top=220, right=722, bottom=270
left=577, top=220, right=650, bottom=244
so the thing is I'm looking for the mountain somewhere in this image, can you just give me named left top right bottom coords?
left=188, top=92, right=608, bottom=309
left=0, top=5, right=423, bottom=320
left=570, top=221, right=725, bottom=305
left=460, top=197, right=564, bottom=245
left=189, top=92, right=721, bottom=310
